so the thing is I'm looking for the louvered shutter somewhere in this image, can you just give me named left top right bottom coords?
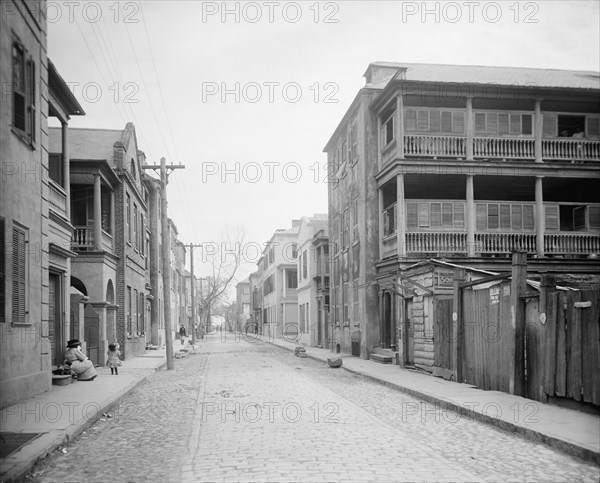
left=511, top=205, right=522, bottom=230
left=543, top=114, right=557, bottom=138
left=498, top=114, right=510, bottom=134
left=509, top=114, right=520, bottom=135
left=488, top=204, right=499, bottom=229
left=430, top=203, right=441, bottom=228
left=589, top=206, right=600, bottom=229
left=441, top=111, right=452, bottom=133
left=442, top=203, right=453, bottom=228
left=12, top=228, right=26, bottom=323
left=476, top=204, right=487, bottom=230
left=544, top=205, right=559, bottom=231
left=487, top=113, right=498, bottom=134
left=523, top=205, right=534, bottom=230
left=430, top=111, right=441, bottom=133
left=475, top=113, right=486, bottom=133
left=586, top=117, right=600, bottom=137
left=453, top=202, right=465, bottom=228
left=405, top=110, right=417, bottom=131
left=407, top=203, right=418, bottom=229
left=521, top=115, right=532, bottom=135
left=417, top=110, right=429, bottom=131
left=500, top=204, right=511, bottom=229
left=28, top=57, right=35, bottom=142
left=0, top=219, right=4, bottom=322
left=453, top=112, right=465, bottom=133
left=418, top=203, right=429, bottom=227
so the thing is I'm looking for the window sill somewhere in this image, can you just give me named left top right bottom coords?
left=382, top=138, right=397, bottom=155
left=11, top=127, right=35, bottom=150
left=11, top=322, right=33, bottom=327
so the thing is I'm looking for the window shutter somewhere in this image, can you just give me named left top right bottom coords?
left=12, top=228, right=26, bottom=323
left=500, top=204, right=511, bottom=229
left=430, top=110, right=441, bottom=132
left=442, top=203, right=453, bottom=227
left=407, top=203, right=418, bottom=229
left=498, top=114, right=510, bottom=134
left=0, top=219, right=4, bottom=323
left=574, top=207, right=586, bottom=231
left=475, top=113, right=486, bottom=134
left=511, top=205, right=522, bottom=230
left=417, top=110, right=429, bottom=131
left=453, top=112, right=465, bottom=133
left=586, top=117, right=600, bottom=137
left=441, top=111, right=452, bottom=133
left=543, top=114, right=557, bottom=138
left=12, top=43, right=26, bottom=132
left=521, top=115, right=532, bottom=135
left=589, top=206, right=600, bottom=229
left=488, top=204, right=499, bottom=229
left=405, top=110, right=417, bottom=131
left=523, top=205, right=534, bottom=230
left=418, top=203, right=429, bottom=227
left=544, top=205, right=559, bottom=231
left=430, top=203, right=441, bottom=228
left=476, top=204, right=487, bottom=230
left=28, top=57, right=35, bottom=143
left=509, top=114, right=520, bottom=135
left=453, top=202, right=465, bottom=228
left=487, top=113, right=498, bottom=134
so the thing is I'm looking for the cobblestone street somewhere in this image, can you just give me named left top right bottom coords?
left=27, top=335, right=599, bottom=483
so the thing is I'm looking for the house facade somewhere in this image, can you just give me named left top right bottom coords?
left=325, top=61, right=600, bottom=365
left=235, top=278, right=251, bottom=332
left=296, top=215, right=328, bottom=346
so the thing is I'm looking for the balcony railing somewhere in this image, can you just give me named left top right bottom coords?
left=49, top=181, right=67, bottom=217
left=73, top=226, right=93, bottom=250
left=542, top=139, right=600, bottom=161
left=545, top=233, right=600, bottom=254
left=404, top=135, right=466, bottom=158
left=473, top=137, right=535, bottom=160
left=475, top=233, right=537, bottom=254
left=406, top=232, right=468, bottom=253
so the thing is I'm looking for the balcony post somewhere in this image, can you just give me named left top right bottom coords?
left=396, top=173, right=406, bottom=257
left=466, top=97, right=474, bottom=161
left=466, top=175, right=475, bottom=257
left=62, top=121, right=70, bottom=218
left=110, top=190, right=115, bottom=238
left=378, top=188, right=384, bottom=258
left=535, top=176, right=545, bottom=257
left=94, top=173, right=102, bottom=250
left=535, top=99, right=542, bottom=163
left=396, top=94, right=404, bottom=159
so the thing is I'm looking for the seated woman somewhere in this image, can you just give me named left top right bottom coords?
left=64, top=339, right=98, bottom=381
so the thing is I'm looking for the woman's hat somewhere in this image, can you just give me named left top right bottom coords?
left=66, top=339, right=81, bottom=348
left=108, top=343, right=117, bottom=351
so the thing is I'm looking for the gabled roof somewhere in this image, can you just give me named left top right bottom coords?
left=366, top=61, right=600, bottom=90
left=49, top=127, right=122, bottom=161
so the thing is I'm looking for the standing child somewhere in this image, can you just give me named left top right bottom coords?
left=106, top=342, right=122, bottom=375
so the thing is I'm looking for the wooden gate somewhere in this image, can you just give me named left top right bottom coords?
left=84, top=304, right=100, bottom=366
left=433, top=297, right=454, bottom=375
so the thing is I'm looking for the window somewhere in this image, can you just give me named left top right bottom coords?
left=139, top=292, right=144, bottom=334
left=383, top=204, right=396, bottom=237
left=383, top=112, right=395, bottom=146
left=126, top=194, right=131, bottom=243
left=350, top=124, right=358, bottom=163
left=343, top=283, right=349, bottom=323
left=127, top=286, right=132, bottom=334
left=133, top=289, right=138, bottom=334
left=12, top=40, right=36, bottom=145
left=302, top=250, right=308, bottom=279
left=269, top=246, right=274, bottom=264
left=352, top=199, right=359, bottom=242
left=49, top=154, right=63, bottom=186
left=475, top=112, right=533, bottom=136
left=476, top=203, right=534, bottom=231
left=140, top=215, right=145, bottom=255
left=12, top=225, right=28, bottom=323
left=353, top=286, right=359, bottom=324
left=407, top=202, right=465, bottom=230
left=405, top=109, right=465, bottom=134
left=0, top=218, right=4, bottom=322
left=291, top=243, right=298, bottom=259
left=130, top=159, right=137, bottom=180
left=133, top=204, right=138, bottom=249
left=287, top=270, right=298, bottom=289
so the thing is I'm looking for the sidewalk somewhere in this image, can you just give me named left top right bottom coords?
left=258, top=333, right=600, bottom=465
left=0, top=343, right=188, bottom=483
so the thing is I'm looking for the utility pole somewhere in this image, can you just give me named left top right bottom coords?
left=143, top=157, right=185, bottom=370
left=187, top=243, right=202, bottom=345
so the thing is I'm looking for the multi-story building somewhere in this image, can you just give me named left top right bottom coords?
left=325, top=61, right=600, bottom=365
left=249, top=270, right=262, bottom=335
left=1, top=0, right=85, bottom=406
left=253, top=221, right=299, bottom=339
left=235, top=277, right=251, bottom=332
left=296, top=215, right=328, bottom=346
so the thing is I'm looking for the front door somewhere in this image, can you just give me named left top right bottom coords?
left=404, top=299, right=415, bottom=365
left=48, top=273, right=62, bottom=366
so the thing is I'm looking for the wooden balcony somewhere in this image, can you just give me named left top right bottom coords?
left=49, top=181, right=67, bottom=218
left=473, top=137, right=535, bottom=160
left=475, top=233, right=537, bottom=254
left=542, top=139, right=600, bottom=162
left=405, top=232, right=468, bottom=254
left=404, top=135, right=466, bottom=158
left=545, top=233, right=600, bottom=254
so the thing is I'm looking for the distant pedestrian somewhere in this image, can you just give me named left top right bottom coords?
left=179, top=324, right=187, bottom=345
left=106, top=342, right=122, bottom=375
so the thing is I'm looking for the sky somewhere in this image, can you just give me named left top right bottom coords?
left=46, top=0, right=600, bottom=287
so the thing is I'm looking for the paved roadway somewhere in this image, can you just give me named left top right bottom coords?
left=28, top=334, right=599, bottom=482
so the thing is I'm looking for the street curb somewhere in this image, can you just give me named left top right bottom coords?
left=264, top=339, right=600, bottom=466
left=1, top=364, right=164, bottom=483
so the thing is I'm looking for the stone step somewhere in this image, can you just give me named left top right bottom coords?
left=52, top=375, right=73, bottom=386
left=370, top=353, right=393, bottom=364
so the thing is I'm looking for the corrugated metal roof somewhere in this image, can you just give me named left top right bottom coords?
left=366, top=62, right=600, bottom=90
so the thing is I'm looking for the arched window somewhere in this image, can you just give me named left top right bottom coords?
left=130, top=159, right=136, bottom=180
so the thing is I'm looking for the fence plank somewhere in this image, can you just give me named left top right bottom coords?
left=526, top=298, right=544, bottom=402
left=555, top=292, right=567, bottom=397
left=568, top=291, right=583, bottom=401
left=581, top=290, right=600, bottom=405
left=544, top=292, right=557, bottom=396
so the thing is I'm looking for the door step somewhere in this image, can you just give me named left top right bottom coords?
left=370, top=353, right=394, bottom=364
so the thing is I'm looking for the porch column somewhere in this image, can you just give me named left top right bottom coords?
left=378, top=188, right=384, bottom=258
left=93, top=173, right=102, bottom=250
left=396, top=173, right=406, bottom=257
left=62, top=121, right=70, bottom=218
left=534, top=99, right=542, bottom=163
left=395, top=94, right=404, bottom=159
left=466, top=97, right=474, bottom=161
left=110, top=190, right=115, bottom=242
left=377, top=116, right=382, bottom=169
left=466, top=175, right=475, bottom=257
left=535, top=177, right=545, bottom=257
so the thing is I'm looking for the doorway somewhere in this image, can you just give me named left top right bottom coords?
left=48, top=273, right=63, bottom=366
